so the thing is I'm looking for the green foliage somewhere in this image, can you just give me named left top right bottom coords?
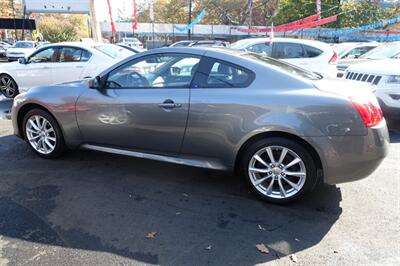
left=39, top=15, right=88, bottom=43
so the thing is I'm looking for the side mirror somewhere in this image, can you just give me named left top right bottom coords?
left=18, top=57, right=27, bottom=64
left=88, top=75, right=105, bottom=89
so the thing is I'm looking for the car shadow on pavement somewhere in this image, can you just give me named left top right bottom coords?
left=0, top=134, right=343, bottom=265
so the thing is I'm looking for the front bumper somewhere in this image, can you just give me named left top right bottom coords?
left=305, top=121, right=390, bottom=185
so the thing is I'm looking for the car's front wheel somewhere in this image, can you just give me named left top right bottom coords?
left=0, top=74, right=19, bottom=98
left=242, top=137, right=318, bottom=204
left=23, top=109, right=65, bottom=159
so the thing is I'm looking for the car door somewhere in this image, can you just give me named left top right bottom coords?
left=76, top=53, right=201, bottom=155
left=12, top=47, right=56, bottom=90
left=181, top=56, right=256, bottom=161
left=51, top=46, right=92, bottom=83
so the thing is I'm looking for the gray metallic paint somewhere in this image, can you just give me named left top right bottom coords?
left=11, top=47, right=389, bottom=185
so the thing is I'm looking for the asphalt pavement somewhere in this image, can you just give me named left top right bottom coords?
left=0, top=96, right=399, bottom=265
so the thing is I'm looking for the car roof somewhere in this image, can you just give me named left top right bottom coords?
left=234, top=37, right=332, bottom=49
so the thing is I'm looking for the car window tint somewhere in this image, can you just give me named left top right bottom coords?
left=274, top=42, right=305, bottom=59
left=81, top=50, right=92, bottom=61
left=247, top=43, right=272, bottom=56
left=107, top=54, right=201, bottom=88
left=198, top=60, right=253, bottom=88
left=29, top=48, right=56, bottom=63
left=60, top=47, right=83, bottom=62
left=303, top=45, right=322, bottom=58
left=344, top=46, right=375, bottom=59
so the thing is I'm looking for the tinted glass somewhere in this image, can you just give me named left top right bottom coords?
left=243, top=53, right=322, bottom=80
left=60, top=47, right=83, bottom=62
left=247, top=43, right=272, bottom=56
left=107, top=54, right=200, bottom=88
left=273, top=42, right=305, bottom=59
left=81, top=50, right=92, bottom=61
left=343, top=46, right=375, bottom=59
left=303, top=45, right=322, bottom=58
left=196, top=59, right=253, bottom=88
left=29, top=48, right=56, bottom=63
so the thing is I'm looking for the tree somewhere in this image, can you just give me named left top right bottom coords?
left=38, top=15, right=88, bottom=43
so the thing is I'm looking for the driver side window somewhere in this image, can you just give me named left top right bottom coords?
left=29, top=48, right=56, bottom=63
left=107, top=54, right=201, bottom=89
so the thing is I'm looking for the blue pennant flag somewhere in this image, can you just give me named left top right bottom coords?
left=174, top=10, right=206, bottom=31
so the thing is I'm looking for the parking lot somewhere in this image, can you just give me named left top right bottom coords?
left=0, top=95, right=399, bottom=265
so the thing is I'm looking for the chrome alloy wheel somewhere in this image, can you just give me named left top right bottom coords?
left=0, top=76, right=17, bottom=98
left=248, top=146, right=306, bottom=199
left=25, top=115, right=57, bottom=155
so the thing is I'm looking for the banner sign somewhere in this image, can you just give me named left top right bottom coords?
left=174, top=9, right=206, bottom=31
left=297, top=15, right=400, bottom=36
left=341, top=35, right=400, bottom=42
left=232, top=14, right=336, bottom=33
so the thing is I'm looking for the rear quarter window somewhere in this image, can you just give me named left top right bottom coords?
left=303, top=45, right=323, bottom=58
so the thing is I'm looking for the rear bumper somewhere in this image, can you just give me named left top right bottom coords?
left=305, top=121, right=390, bottom=185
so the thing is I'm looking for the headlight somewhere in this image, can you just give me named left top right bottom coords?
left=387, top=75, right=400, bottom=84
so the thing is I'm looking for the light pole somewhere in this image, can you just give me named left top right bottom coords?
left=188, top=0, right=192, bottom=40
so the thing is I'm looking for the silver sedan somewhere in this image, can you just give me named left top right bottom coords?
left=11, top=47, right=389, bottom=204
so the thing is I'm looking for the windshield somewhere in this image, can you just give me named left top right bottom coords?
left=243, top=53, right=322, bottom=80
left=231, top=40, right=253, bottom=50
left=94, top=44, right=134, bottom=59
left=14, top=42, right=34, bottom=48
left=360, top=43, right=400, bottom=59
left=334, top=44, right=355, bottom=57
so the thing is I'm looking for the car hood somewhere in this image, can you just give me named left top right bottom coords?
left=346, top=59, right=400, bottom=75
left=312, top=78, right=374, bottom=98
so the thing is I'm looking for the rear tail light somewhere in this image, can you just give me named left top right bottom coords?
left=329, top=51, right=338, bottom=65
left=349, top=96, right=383, bottom=127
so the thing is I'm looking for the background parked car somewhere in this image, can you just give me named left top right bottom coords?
left=118, top=37, right=144, bottom=49
left=169, top=40, right=230, bottom=48
left=0, top=41, right=12, bottom=50
left=6, top=41, right=37, bottom=62
left=334, top=42, right=381, bottom=77
left=116, top=43, right=147, bottom=53
left=344, top=55, right=400, bottom=124
left=0, top=46, right=6, bottom=59
left=0, top=42, right=135, bottom=98
left=11, top=47, right=388, bottom=204
left=231, top=38, right=337, bottom=78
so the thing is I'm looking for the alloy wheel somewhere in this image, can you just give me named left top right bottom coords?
left=25, top=115, right=57, bottom=155
left=0, top=76, right=17, bottom=98
left=248, top=145, right=307, bottom=199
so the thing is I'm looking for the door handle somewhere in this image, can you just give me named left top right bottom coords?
left=158, top=99, right=182, bottom=109
left=76, top=65, right=85, bottom=68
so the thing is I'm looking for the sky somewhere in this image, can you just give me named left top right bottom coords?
left=95, top=0, right=146, bottom=22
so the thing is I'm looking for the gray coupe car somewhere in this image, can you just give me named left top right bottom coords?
left=11, top=47, right=389, bottom=203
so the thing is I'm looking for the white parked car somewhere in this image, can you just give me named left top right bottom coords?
left=334, top=42, right=381, bottom=77
left=118, top=37, right=144, bottom=49
left=231, top=38, right=337, bottom=78
left=344, top=56, right=400, bottom=122
left=6, top=41, right=37, bottom=61
left=0, top=42, right=134, bottom=98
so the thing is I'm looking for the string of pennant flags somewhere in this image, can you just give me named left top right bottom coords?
left=105, top=0, right=400, bottom=40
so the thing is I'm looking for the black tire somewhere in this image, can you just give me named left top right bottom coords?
left=0, top=73, right=19, bottom=98
left=23, top=109, right=65, bottom=159
left=241, top=137, right=318, bottom=204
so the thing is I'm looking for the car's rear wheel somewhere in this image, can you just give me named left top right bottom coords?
left=242, top=137, right=318, bottom=204
left=23, top=109, right=65, bottom=159
left=0, top=74, right=19, bottom=98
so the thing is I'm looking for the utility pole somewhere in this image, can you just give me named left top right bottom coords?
left=89, top=0, right=102, bottom=42
left=188, top=0, right=192, bottom=40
